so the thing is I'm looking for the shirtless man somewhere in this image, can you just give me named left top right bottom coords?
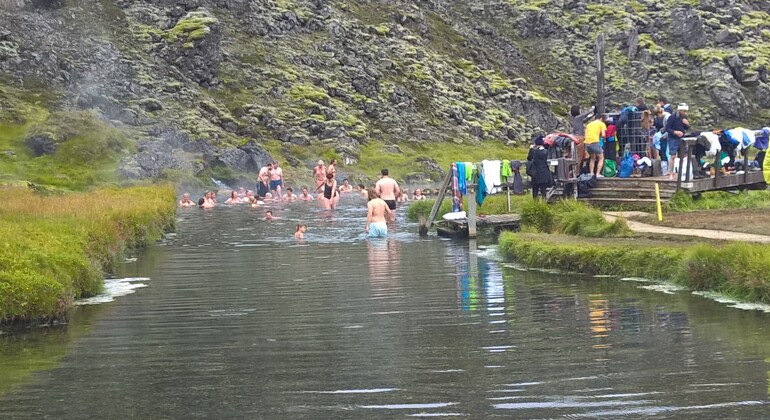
left=269, top=161, right=284, bottom=198
left=327, top=159, right=337, bottom=180
left=179, top=193, right=195, bottom=207
left=358, top=184, right=368, bottom=199
left=375, top=168, right=400, bottom=221
left=283, top=187, right=298, bottom=201
left=312, top=160, right=326, bottom=189
left=298, top=187, right=314, bottom=201
left=339, top=179, right=353, bottom=194
left=257, top=162, right=272, bottom=198
left=366, top=188, right=391, bottom=238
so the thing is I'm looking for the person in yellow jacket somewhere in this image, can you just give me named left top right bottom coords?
left=584, top=114, right=607, bottom=177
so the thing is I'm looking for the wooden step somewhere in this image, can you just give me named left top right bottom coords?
left=580, top=197, right=662, bottom=205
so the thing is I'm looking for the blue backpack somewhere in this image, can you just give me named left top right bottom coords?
left=618, top=154, right=634, bottom=178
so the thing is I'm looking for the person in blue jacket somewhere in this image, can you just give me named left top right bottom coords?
left=665, top=103, right=690, bottom=180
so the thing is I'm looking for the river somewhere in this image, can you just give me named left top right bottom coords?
left=1, top=197, right=770, bottom=418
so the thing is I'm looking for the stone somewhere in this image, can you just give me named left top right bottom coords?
left=740, top=73, right=760, bottom=87
left=715, top=29, right=742, bottom=46
left=670, top=7, right=706, bottom=50
left=627, top=27, right=639, bottom=59
left=24, top=133, right=56, bottom=156
left=141, top=98, right=163, bottom=112
left=756, top=83, right=770, bottom=109
left=383, top=144, right=403, bottom=154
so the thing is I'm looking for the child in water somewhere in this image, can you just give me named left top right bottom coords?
left=294, top=224, right=307, bottom=239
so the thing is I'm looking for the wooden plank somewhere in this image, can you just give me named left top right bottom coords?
left=424, top=168, right=453, bottom=229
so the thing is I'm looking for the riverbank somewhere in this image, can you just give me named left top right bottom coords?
left=0, top=185, right=176, bottom=324
left=498, top=232, right=770, bottom=304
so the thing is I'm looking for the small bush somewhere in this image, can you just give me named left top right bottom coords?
left=520, top=197, right=554, bottom=233
left=553, top=200, right=632, bottom=238
left=406, top=198, right=452, bottom=222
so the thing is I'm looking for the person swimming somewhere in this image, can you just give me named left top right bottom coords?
left=294, top=223, right=306, bottom=239
left=283, top=187, right=298, bottom=201
left=339, top=179, right=353, bottom=194
left=179, top=193, right=195, bottom=207
left=264, top=210, right=274, bottom=221
left=412, top=188, right=426, bottom=200
left=225, top=191, right=241, bottom=205
left=298, top=187, right=314, bottom=201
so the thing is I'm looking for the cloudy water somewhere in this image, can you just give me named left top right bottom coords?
left=1, top=197, right=770, bottom=418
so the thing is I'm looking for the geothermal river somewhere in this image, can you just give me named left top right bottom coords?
left=1, top=197, right=770, bottom=418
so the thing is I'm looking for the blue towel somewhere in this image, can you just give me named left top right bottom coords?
left=456, top=161, right=467, bottom=195
left=476, top=174, right=487, bottom=206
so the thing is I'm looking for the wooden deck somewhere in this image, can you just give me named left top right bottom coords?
left=582, top=171, right=766, bottom=206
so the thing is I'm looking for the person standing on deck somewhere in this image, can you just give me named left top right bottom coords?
left=665, top=103, right=690, bottom=180
left=375, top=168, right=400, bottom=222
left=584, top=114, right=607, bottom=177
left=527, top=136, right=551, bottom=199
left=571, top=105, right=595, bottom=171
left=366, top=188, right=391, bottom=238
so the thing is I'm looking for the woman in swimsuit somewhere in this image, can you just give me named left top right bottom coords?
left=316, top=172, right=339, bottom=209
left=313, top=159, right=327, bottom=189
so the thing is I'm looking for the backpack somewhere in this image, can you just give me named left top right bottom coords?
left=602, top=159, right=617, bottom=177
left=618, top=154, right=634, bottom=178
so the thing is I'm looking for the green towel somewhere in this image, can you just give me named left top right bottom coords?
left=501, top=160, right=512, bottom=178
left=464, top=162, right=473, bottom=181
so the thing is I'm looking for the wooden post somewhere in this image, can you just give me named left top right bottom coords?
left=424, top=168, right=453, bottom=231
left=596, top=33, right=605, bottom=114
left=743, top=150, right=749, bottom=185
left=676, top=141, right=685, bottom=191
left=506, top=187, right=511, bottom=212
left=468, top=188, right=477, bottom=239
left=686, top=140, right=693, bottom=183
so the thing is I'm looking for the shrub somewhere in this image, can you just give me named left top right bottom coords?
left=406, top=198, right=451, bottom=222
left=520, top=197, right=554, bottom=233
left=553, top=200, right=632, bottom=238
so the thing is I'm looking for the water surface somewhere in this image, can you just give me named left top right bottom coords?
left=1, top=198, right=770, bottom=418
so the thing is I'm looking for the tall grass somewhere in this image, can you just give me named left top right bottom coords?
left=0, top=185, right=176, bottom=323
left=519, top=198, right=631, bottom=237
left=405, top=195, right=514, bottom=222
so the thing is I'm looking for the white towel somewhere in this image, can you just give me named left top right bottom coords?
left=701, top=132, right=721, bottom=156
left=482, top=160, right=502, bottom=194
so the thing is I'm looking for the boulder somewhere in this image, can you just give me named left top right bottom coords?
left=120, top=140, right=184, bottom=179
left=703, top=62, right=750, bottom=118
left=715, top=29, right=743, bottom=46
left=24, top=133, right=56, bottom=156
left=756, top=83, right=770, bottom=109
left=670, top=7, right=706, bottom=50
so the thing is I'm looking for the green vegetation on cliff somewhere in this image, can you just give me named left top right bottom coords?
left=0, top=185, right=176, bottom=324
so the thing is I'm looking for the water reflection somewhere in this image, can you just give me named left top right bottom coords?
left=1, top=205, right=770, bottom=418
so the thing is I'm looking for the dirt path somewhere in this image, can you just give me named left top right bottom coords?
left=603, top=211, right=770, bottom=244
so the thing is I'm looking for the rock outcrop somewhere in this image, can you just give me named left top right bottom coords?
left=1, top=0, right=768, bottom=182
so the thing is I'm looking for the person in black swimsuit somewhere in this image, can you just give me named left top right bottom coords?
left=316, top=172, right=339, bottom=209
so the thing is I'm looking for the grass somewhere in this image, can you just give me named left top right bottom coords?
left=666, top=190, right=770, bottom=212
left=0, top=110, right=132, bottom=191
left=519, top=198, right=632, bottom=237
left=405, top=195, right=518, bottom=222
left=499, top=232, right=770, bottom=304
left=0, top=185, right=176, bottom=324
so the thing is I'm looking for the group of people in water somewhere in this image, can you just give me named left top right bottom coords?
left=179, top=160, right=430, bottom=238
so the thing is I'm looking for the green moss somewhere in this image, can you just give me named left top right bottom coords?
left=164, top=12, right=217, bottom=43
left=742, top=11, right=770, bottom=29
left=289, top=83, right=329, bottom=103
left=372, top=24, right=390, bottom=36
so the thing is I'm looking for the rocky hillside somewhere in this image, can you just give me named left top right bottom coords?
left=1, top=0, right=769, bottom=186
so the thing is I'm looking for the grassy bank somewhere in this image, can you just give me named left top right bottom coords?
left=0, top=185, right=176, bottom=324
left=499, top=232, right=770, bottom=303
